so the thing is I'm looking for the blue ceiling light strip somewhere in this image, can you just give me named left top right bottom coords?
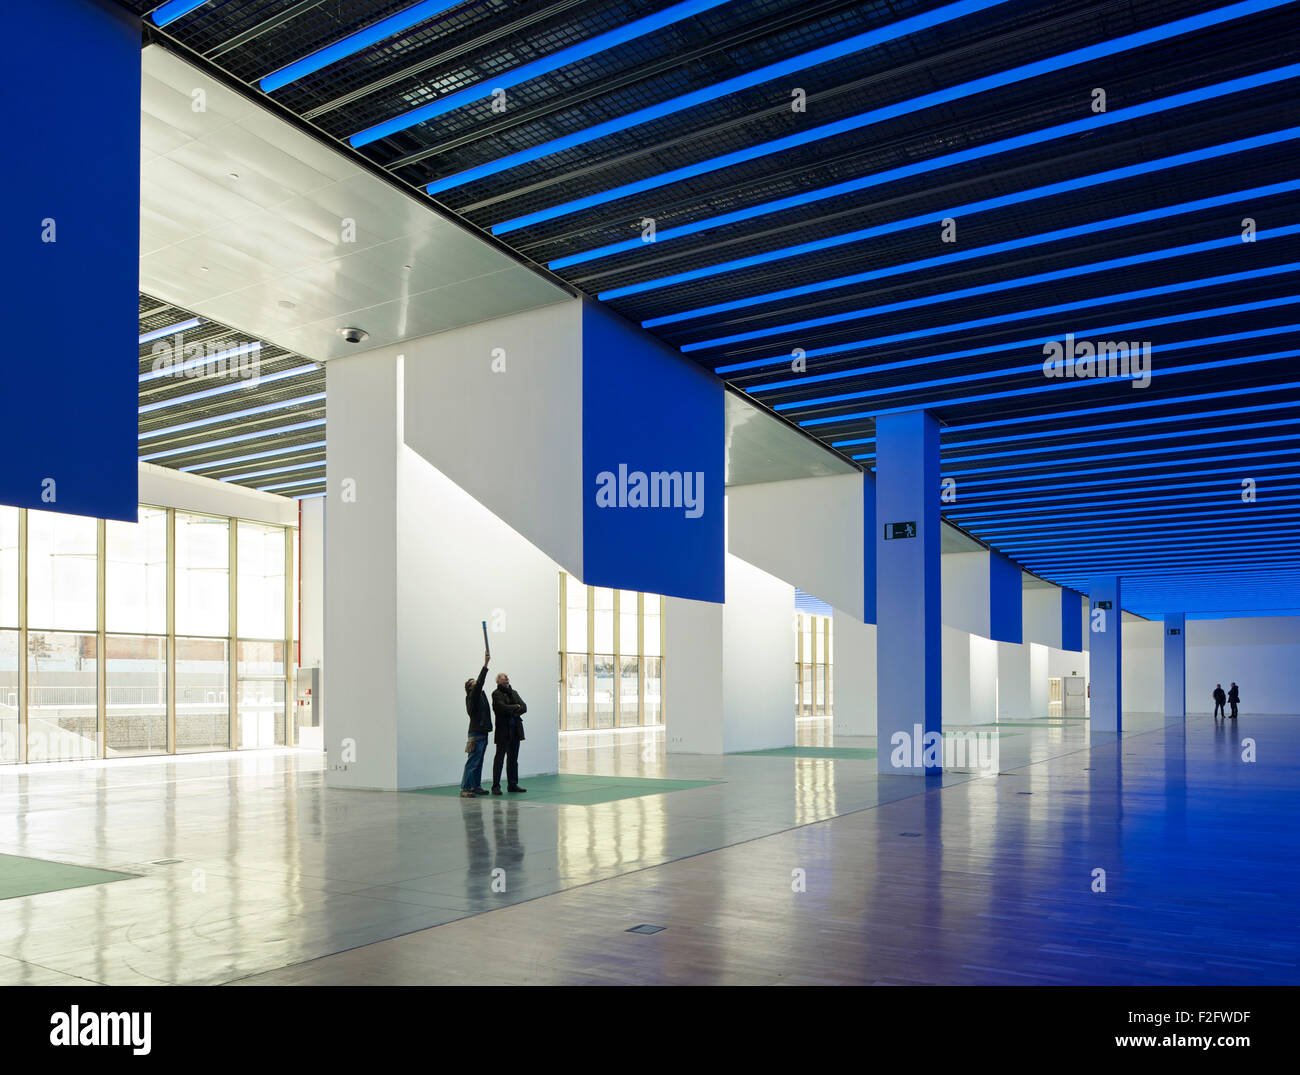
left=769, top=305, right=1300, bottom=395
left=150, top=1, right=210, bottom=27
left=261, top=1, right=460, bottom=93
left=858, top=409, right=1300, bottom=463
left=570, top=115, right=1300, bottom=277
left=694, top=225, right=1300, bottom=355
left=350, top=0, right=733, bottom=148
left=139, top=342, right=262, bottom=383
left=953, top=460, right=1296, bottom=493
left=941, top=477, right=1300, bottom=509
left=943, top=379, right=1300, bottom=436
left=942, top=432, right=1299, bottom=476
left=138, top=317, right=201, bottom=345
left=137, top=366, right=318, bottom=413
left=796, top=347, right=1300, bottom=427
left=429, top=0, right=1014, bottom=194
left=776, top=321, right=1300, bottom=411
left=1002, top=535, right=1300, bottom=555
left=631, top=164, right=1300, bottom=317
left=493, top=0, right=1296, bottom=235
left=720, top=267, right=1300, bottom=377
left=180, top=441, right=329, bottom=473
left=139, top=419, right=327, bottom=461
left=980, top=510, right=1300, bottom=537
left=940, top=398, right=1300, bottom=449
left=138, top=393, right=327, bottom=441
left=948, top=493, right=1300, bottom=524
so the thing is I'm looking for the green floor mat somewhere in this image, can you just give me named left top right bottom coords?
left=733, top=746, right=879, bottom=760
left=409, top=773, right=720, bottom=804
left=0, top=853, right=137, bottom=901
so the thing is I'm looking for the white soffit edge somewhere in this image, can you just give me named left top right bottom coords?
left=139, top=44, right=569, bottom=363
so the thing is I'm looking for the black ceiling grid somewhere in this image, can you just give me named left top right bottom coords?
left=136, top=295, right=326, bottom=499
left=126, top=0, right=1300, bottom=611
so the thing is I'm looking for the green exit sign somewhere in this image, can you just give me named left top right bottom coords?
left=884, top=521, right=917, bottom=540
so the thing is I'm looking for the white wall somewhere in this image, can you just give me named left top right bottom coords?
left=997, top=642, right=1030, bottom=720
left=394, top=444, right=560, bottom=789
left=942, top=552, right=990, bottom=637
left=833, top=610, right=876, bottom=735
left=727, top=474, right=864, bottom=617
left=1029, top=643, right=1049, bottom=717
left=942, top=625, right=970, bottom=724
left=663, top=596, right=724, bottom=754
left=722, top=555, right=795, bottom=752
left=1023, top=583, right=1063, bottom=647
left=1123, top=620, right=1163, bottom=713
left=1121, top=616, right=1300, bottom=715
left=299, top=497, right=324, bottom=670
left=324, top=350, right=561, bottom=790
left=399, top=300, right=584, bottom=575
left=969, top=635, right=998, bottom=724
left=664, top=555, right=793, bottom=754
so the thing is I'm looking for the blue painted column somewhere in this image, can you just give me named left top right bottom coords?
left=875, top=411, right=940, bottom=776
left=1088, top=576, right=1123, bottom=735
left=1163, top=613, right=1186, bottom=719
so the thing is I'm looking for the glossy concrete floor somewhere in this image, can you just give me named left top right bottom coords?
left=2, top=713, right=1295, bottom=985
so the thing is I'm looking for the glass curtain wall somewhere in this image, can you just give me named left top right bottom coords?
left=0, top=503, right=297, bottom=764
left=794, top=613, right=833, bottom=717
left=559, top=571, right=665, bottom=731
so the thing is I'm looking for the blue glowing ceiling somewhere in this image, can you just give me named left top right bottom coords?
left=130, top=0, right=1300, bottom=616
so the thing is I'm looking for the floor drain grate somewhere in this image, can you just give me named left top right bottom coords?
left=1017, top=792, right=1033, bottom=795
left=899, top=832, right=921, bottom=837
left=151, top=858, right=182, bottom=865
left=627, top=924, right=665, bottom=935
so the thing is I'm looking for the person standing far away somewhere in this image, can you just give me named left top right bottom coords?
left=460, top=653, right=493, bottom=798
left=1227, top=681, right=1240, bottom=720
left=1212, top=683, right=1227, bottom=721
left=491, top=672, right=528, bottom=794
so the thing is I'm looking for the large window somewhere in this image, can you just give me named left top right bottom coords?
left=238, top=522, right=285, bottom=639
left=0, top=630, right=17, bottom=764
left=559, top=573, right=665, bottom=731
left=794, top=612, right=833, bottom=717
left=0, top=503, right=297, bottom=763
left=106, top=508, right=167, bottom=634
left=176, top=513, right=228, bottom=637
left=106, top=635, right=167, bottom=757
left=176, top=637, right=229, bottom=753
left=0, top=508, right=18, bottom=629
left=27, top=631, right=97, bottom=761
left=27, top=510, right=97, bottom=631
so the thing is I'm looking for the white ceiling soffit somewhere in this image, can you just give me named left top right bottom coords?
left=139, top=45, right=569, bottom=363
left=725, top=390, right=859, bottom=486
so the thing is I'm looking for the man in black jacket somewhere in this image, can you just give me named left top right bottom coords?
left=490, top=672, right=528, bottom=794
left=1212, top=684, right=1227, bottom=720
left=1228, top=682, right=1240, bottom=720
left=460, top=653, right=492, bottom=798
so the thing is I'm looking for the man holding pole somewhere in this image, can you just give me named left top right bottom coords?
left=460, top=651, right=493, bottom=798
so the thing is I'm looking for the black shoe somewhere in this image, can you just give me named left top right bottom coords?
left=472, top=787, right=491, bottom=796
left=507, top=785, right=527, bottom=793
left=491, top=785, right=503, bottom=795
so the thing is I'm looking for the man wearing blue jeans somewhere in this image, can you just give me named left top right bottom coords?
left=461, top=654, right=493, bottom=798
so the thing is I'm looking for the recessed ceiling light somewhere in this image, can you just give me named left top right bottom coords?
left=337, top=327, right=369, bottom=344
left=278, top=299, right=296, bottom=309
left=199, top=266, right=209, bottom=272
left=228, top=171, right=240, bottom=179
